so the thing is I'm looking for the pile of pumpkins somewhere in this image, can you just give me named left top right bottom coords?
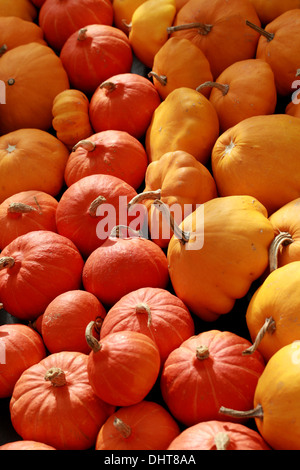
left=1, top=0, right=300, bottom=451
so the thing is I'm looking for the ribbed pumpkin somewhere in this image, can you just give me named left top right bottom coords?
left=0, top=230, right=84, bottom=321
left=160, top=330, right=265, bottom=427
left=0, top=323, right=46, bottom=398
left=100, top=287, right=195, bottom=365
left=0, top=0, right=37, bottom=21
left=0, top=16, right=46, bottom=57
left=10, top=351, right=115, bottom=450
left=0, top=190, right=58, bottom=250
left=64, top=130, right=148, bottom=190
left=95, top=400, right=180, bottom=450
left=0, top=42, right=70, bottom=134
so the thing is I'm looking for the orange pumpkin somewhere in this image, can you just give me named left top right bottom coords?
left=285, top=98, right=300, bottom=118
left=112, top=0, right=148, bottom=33
left=0, top=16, right=46, bottom=57
left=0, top=0, right=37, bottom=21
left=149, top=36, right=213, bottom=100
left=0, top=128, right=69, bottom=203
left=197, top=59, right=277, bottom=133
left=211, top=114, right=300, bottom=215
left=145, top=87, right=219, bottom=165
left=248, top=0, right=300, bottom=25
left=0, top=42, right=69, bottom=134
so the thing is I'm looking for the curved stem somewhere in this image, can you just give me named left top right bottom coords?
left=0, top=257, right=15, bottom=270
left=110, top=225, right=142, bottom=239
left=72, top=139, right=96, bottom=152
left=8, top=202, right=37, bottom=214
left=113, top=417, right=132, bottom=438
left=242, top=317, right=276, bottom=356
left=85, top=320, right=102, bottom=353
left=77, top=27, right=88, bottom=41
left=196, top=81, right=229, bottom=96
left=153, top=199, right=190, bottom=244
left=214, top=432, right=230, bottom=450
left=246, top=20, right=274, bottom=41
left=219, top=404, right=264, bottom=420
left=44, top=367, right=67, bottom=387
left=99, top=81, right=116, bottom=92
left=135, top=303, right=152, bottom=327
left=128, top=189, right=161, bottom=211
left=148, top=71, right=167, bottom=86
left=167, top=22, right=213, bottom=35
left=269, top=231, right=294, bottom=272
left=89, top=195, right=106, bottom=217
left=122, top=20, right=132, bottom=32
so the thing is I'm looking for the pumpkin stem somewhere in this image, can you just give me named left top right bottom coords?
left=8, top=202, right=37, bottom=214
left=113, top=417, right=132, bottom=439
left=269, top=231, right=294, bottom=272
left=135, top=303, right=152, bottom=327
left=77, top=27, right=88, bottom=41
left=122, top=20, right=132, bottom=32
left=296, top=69, right=300, bottom=77
left=167, top=22, right=213, bottom=35
left=85, top=320, right=102, bottom=353
left=246, top=20, right=274, bottom=41
left=196, top=81, right=229, bottom=96
left=72, top=139, right=96, bottom=152
left=110, top=225, right=142, bottom=239
left=153, top=199, right=190, bottom=245
left=99, top=81, right=117, bottom=92
left=44, top=367, right=67, bottom=387
left=219, top=404, right=264, bottom=420
left=7, top=78, right=15, bottom=86
left=148, top=71, right=167, bottom=86
left=214, top=432, right=231, bottom=450
left=242, top=317, right=276, bottom=356
left=0, top=256, right=15, bottom=270
left=0, top=44, right=7, bottom=56
left=196, top=345, right=210, bottom=360
left=89, top=195, right=107, bottom=217
left=128, top=189, right=161, bottom=211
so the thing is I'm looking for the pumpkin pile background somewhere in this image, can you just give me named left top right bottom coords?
left=1, top=0, right=300, bottom=451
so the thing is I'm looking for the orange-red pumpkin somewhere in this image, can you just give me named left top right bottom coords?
left=0, top=16, right=46, bottom=57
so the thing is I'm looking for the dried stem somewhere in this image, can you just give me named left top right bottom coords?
left=246, top=20, right=274, bottom=41
left=153, top=199, right=190, bottom=244
left=113, top=417, right=132, bottom=439
left=88, top=195, right=107, bottom=217
left=128, top=189, right=161, bottom=211
left=0, top=257, right=15, bottom=270
left=196, top=81, right=229, bottom=96
left=269, top=231, right=294, bottom=272
left=148, top=71, right=167, bottom=86
left=167, top=22, right=213, bottom=35
left=219, top=404, right=264, bottom=420
left=85, top=320, right=102, bottom=353
left=135, top=303, right=152, bottom=327
left=242, top=317, right=276, bottom=356
left=72, top=139, right=96, bottom=152
left=44, top=367, right=67, bottom=387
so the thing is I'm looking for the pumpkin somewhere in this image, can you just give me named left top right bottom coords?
left=168, top=0, right=261, bottom=79
left=285, top=95, right=300, bottom=118
left=127, top=0, right=177, bottom=68
left=246, top=10, right=300, bottom=96
left=145, top=87, right=219, bottom=165
left=148, top=36, right=213, bottom=100
left=64, top=130, right=148, bottom=190
left=244, top=261, right=300, bottom=362
left=55, top=174, right=141, bottom=258
left=52, top=89, right=93, bottom=149
left=38, top=0, right=114, bottom=51
left=0, top=230, right=84, bottom=321
left=248, top=0, right=300, bottom=25
left=0, top=128, right=69, bottom=203
left=82, top=229, right=169, bottom=307
left=41, top=290, right=106, bottom=355
left=89, top=73, right=161, bottom=139
left=219, top=341, right=300, bottom=450
left=10, top=351, right=115, bottom=450
left=31, top=0, right=46, bottom=7
left=167, top=420, right=270, bottom=450
left=160, top=329, right=265, bottom=427
left=60, top=25, right=133, bottom=96
left=0, top=190, right=58, bottom=250
left=100, top=287, right=195, bottom=365
left=197, top=59, right=277, bottom=133
left=158, top=195, right=274, bottom=321
left=95, top=400, right=180, bottom=450
left=112, top=0, right=148, bottom=34
left=0, top=0, right=37, bottom=21
left=0, top=323, right=46, bottom=398
left=0, top=441, right=56, bottom=450
left=128, top=150, right=217, bottom=248
left=86, top=328, right=161, bottom=406
left=0, top=42, right=70, bottom=134
left=211, top=114, right=300, bottom=215
left=0, top=16, right=46, bottom=57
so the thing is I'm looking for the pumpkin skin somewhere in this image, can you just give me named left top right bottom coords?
left=167, top=420, right=270, bottom=450
left=38, top=0, right=114, bottom=51
left=0, top=190, right=58, bottom=250
left=112, top=0, right=148, bottom=34
left=130, top=150, right=217, bottom=248
left=0, top=230, right=84, bottom=321
left=286, top=100, right=300, bottom=118
left=100, top=287, right=195, bottom=365
left=145, top=87, right=219, bottom=165
left=197, top=59, right=277, bottom=133
left=60, top=25, right=133, bottom=96
left=52, top=89, right=93, bottom=149
left=55, top=174, right=141, bottom=258
left=41, top=290, right=106, bottom=355
left=10, top=351, right=115, bottom=450
left=0, top=323, right=46, bottom=399
left=64, top=130, right=148, bottom=190
left=31, top=0, right=46, bottom=7
left=0, top=0, right=37, bottom=21
left=245, top=261, right=300, bottom=362
left=0, top=42, right=70, bottom=134
left=89, top=73, right=161, bottom=139
left=95, top=400, right=180, bottom=450
left=211, top=114, right=300, bottom=215
left=0, top=441, right=56, bottom=450
left=0, top=128, right=69, bottom=203
left=0, top=16, right=46, bottom=56
left=149, top=36, right=213, bottom=100
left=169, top=0, right=261, bottom=79
left=128, top=0, right=177, bottom=68
left=82, top=233, right=169, bottom=307
left=161, top=330, right=265, bottom=427
left=86, top=330, right=161, bottom=406
left=248, top=0, right=300, bottom=25
left=165, top=195, right=275, bottom=321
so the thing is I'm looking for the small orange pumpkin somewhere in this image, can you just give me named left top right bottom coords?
left=248, top=0, right=300, bottom=25
left=0, top=16, right=46, bottom=57
left=0, top=0, right=37, bottom=21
